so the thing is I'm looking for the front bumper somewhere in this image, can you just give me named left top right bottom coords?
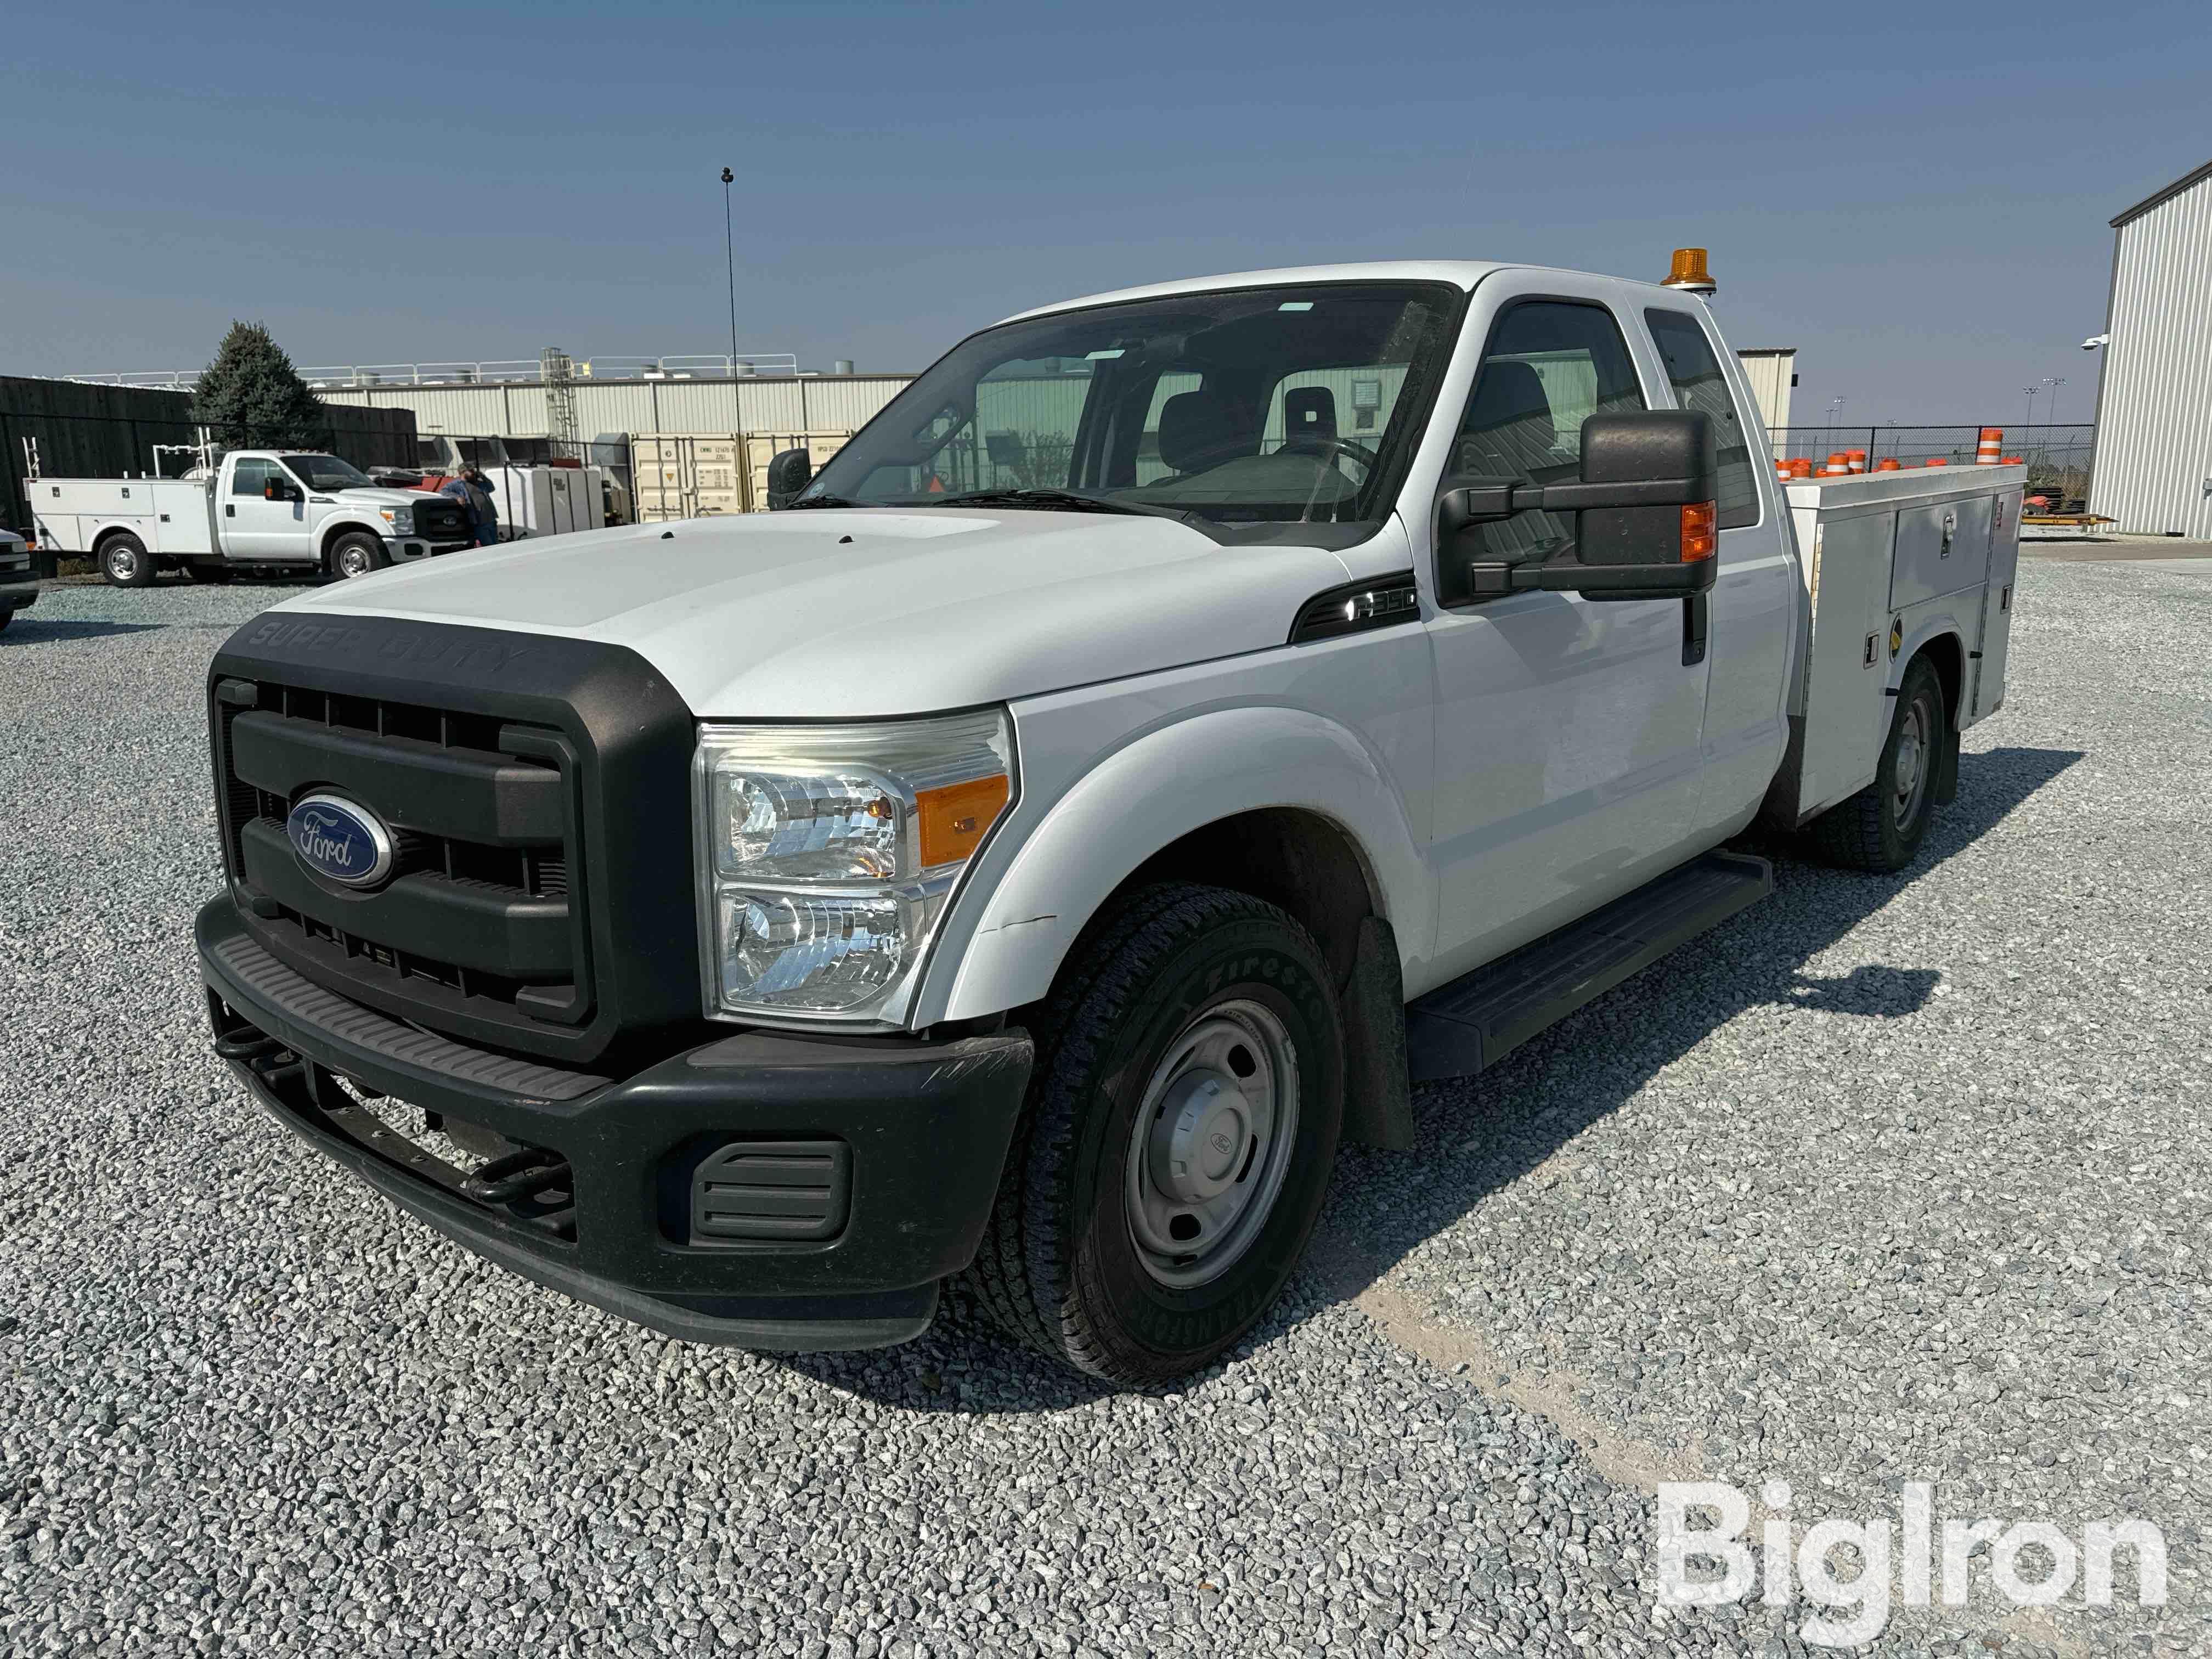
left=197, top=895, right=1031, bottom=1350
left=0, top=578, right=36, bottom=611
left=392, top=538, right=478, bottom=561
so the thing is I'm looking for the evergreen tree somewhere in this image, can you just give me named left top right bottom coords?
left=191, top=321, right=332, bottom=450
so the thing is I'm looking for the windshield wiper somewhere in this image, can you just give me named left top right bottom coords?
left=781, top=493, right=864, bottom=509
left=932, top=487, right=1193, bottom=522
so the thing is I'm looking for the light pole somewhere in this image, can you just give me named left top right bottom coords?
left=720, top=166, right=739, bottom=377
left=2022, top=385, right=2038, bottom=430
left=2044, top=375, right=2066, bottom=429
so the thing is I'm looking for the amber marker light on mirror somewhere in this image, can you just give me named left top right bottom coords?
left=1680, top=501, right=1719, bottom=562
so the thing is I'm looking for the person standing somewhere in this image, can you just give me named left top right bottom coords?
left=439, top=465, right=500, bottom=548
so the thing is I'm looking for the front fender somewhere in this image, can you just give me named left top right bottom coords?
left=318, top=513, right=390, bottom=554
left=930, top=705, right=1431, bottom=1024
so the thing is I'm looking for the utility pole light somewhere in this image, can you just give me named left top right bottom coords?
left=2044, top=375, right=2067, bottom=428
left=2022, top=385, right=2038, bottom=429
left=720, top=167, right=739, bottom=377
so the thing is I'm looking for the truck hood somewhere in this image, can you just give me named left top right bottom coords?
left=332, top=485, right=448, bottom=507
left=267, top=510, right=1357, bottom=717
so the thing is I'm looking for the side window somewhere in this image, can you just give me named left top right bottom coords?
left=230, top=458, right=274, bottom=497
left=1644, top=309, right=1758, bottom=529
left=1451, top=301, right=1644, bottom=566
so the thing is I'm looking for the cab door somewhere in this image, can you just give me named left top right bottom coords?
left=221, top=457, right=308, bottom=561
left=1640, top=306, right=1795, bottom=839
left=1415, top=278, right=1713, bottom=987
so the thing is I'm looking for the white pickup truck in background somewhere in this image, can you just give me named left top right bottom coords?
left=32, top=449, right=478, bottom=586
left=194, top=255, right=2022, bottom=1384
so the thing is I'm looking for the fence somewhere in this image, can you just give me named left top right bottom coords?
left=1769, top=424, right=2094, bottom=510
left=1, top=377, right=416, bottom=560
left=68, top=353, right=803, bottom=392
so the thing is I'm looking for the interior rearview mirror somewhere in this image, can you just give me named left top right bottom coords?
left=1437, top=410, right=1719, bottom=603
left=765, top=448, right=812, bottom=510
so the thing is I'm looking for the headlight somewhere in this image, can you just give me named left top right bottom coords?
left=378, top=506, right=415, bottom=534
left=694, top=710, right=1015, bottom=1022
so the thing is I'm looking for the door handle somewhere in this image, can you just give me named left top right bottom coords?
left=225, top=505, right=235, bottom=517
left=1681, top=593, right=1708, bottom=667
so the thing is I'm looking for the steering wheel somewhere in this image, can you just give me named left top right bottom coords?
left=1284, top=435, right=1381, bottom=470
left=1168, top=434, right=1382, bottom=475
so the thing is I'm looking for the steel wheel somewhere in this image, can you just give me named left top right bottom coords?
left=964, top=882, right=1345, bottom=1383
left=1891, top=693, right=1931, bottom=831
left=1124, top=998, right=1300, bottom=1289
left=329, top=532, right=388, bottom=581
left=100, top=534, right=153, bottom=588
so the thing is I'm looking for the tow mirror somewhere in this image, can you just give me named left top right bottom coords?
left=262, top=477, right=297, bottom=503
left=1438, top=409, right=1719, bottom=603
left=764, top=448, right=812, bottom=510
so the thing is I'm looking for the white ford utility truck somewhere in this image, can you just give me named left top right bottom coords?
left=196, top=259, right=2022, bottom=1383
left=33, top=449, right=477, bottom=586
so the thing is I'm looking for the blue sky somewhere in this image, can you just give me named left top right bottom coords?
left=4, top=0, right=2205, bottom=426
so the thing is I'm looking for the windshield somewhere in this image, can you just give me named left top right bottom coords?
left=801, top=281, right=1462, bottom=536
left=281, top=454, right=374, bottom=490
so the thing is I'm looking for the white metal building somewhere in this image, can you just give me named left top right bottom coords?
left=2090, top=159, right=2212, bottom=538
left=1733, top=348, right=1797, bottom=440
left=315, top=372, right=916, bottom=445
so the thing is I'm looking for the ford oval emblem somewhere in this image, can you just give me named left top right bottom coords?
left=286, top=792, right=396, bottom=887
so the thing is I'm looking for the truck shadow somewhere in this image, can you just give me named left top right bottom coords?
left=2, top=617, right=166, bottom=644
left=771, top=744, right=2083, bottom=1414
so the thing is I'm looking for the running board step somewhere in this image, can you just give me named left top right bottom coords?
left=1406, top=850, right=1773, bottom=1082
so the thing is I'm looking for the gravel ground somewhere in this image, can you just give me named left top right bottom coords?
left=1, top=561, right=2205, bottom=1658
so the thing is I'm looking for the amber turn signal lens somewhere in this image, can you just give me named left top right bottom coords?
left=1679, top=501, right=1718, bottom=562
left=917, top=774, right=1010, bottom=867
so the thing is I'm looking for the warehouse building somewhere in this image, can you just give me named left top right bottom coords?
left=2090, top=158, right=2212, bottom=538
left=316, top=370, right=913, bottom=451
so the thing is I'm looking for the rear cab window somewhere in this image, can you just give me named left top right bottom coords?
left=1643, top=308, right=1760, bottom=528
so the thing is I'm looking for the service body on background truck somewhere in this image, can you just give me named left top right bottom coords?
left=195, top=258, right=2022, bottom=1383
left=33, top=450, right=476, bottom=586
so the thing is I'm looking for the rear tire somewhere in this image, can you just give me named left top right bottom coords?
left=965, top=883, right=1345, bottom=1384
left=328, top=532, right=388, bottom=581
left=1804, top=654, right=1945, bottom=872
left=100, top=533, right=154, bottom=588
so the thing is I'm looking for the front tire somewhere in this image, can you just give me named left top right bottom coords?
left=100, top=533, right=154, bottom=588
left=1804, top=654, right=1946, bottom=872
left=966, top=883, right=1345, bottom=1383
left=328, top=532, right=388, bottom=580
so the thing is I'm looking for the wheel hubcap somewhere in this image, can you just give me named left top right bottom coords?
left=1892, top=699, right=1929, bottom=829
left=1125, top=1000, right=1299, bottom=1289
left=340, top=548, right=370, bottom=577
left=110, top=547, right=137, bottom=578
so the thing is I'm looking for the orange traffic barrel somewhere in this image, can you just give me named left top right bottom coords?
left=1925, top=458, right=1949, bottom=467
left=1823, top=453, right=1850, bottom=475
left=1875, top=458, right=1902, bottom=472
left=1787, top=458, right=1814, bottom=478
left=1847, top=450, right=1868, bottom=473
left=1976, top=427, right=2003, bottom=465
left=2001, top=455, right=2023, bottom=465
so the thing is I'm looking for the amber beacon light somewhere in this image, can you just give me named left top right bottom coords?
left=1662, top=247, right=1717, bottom=298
